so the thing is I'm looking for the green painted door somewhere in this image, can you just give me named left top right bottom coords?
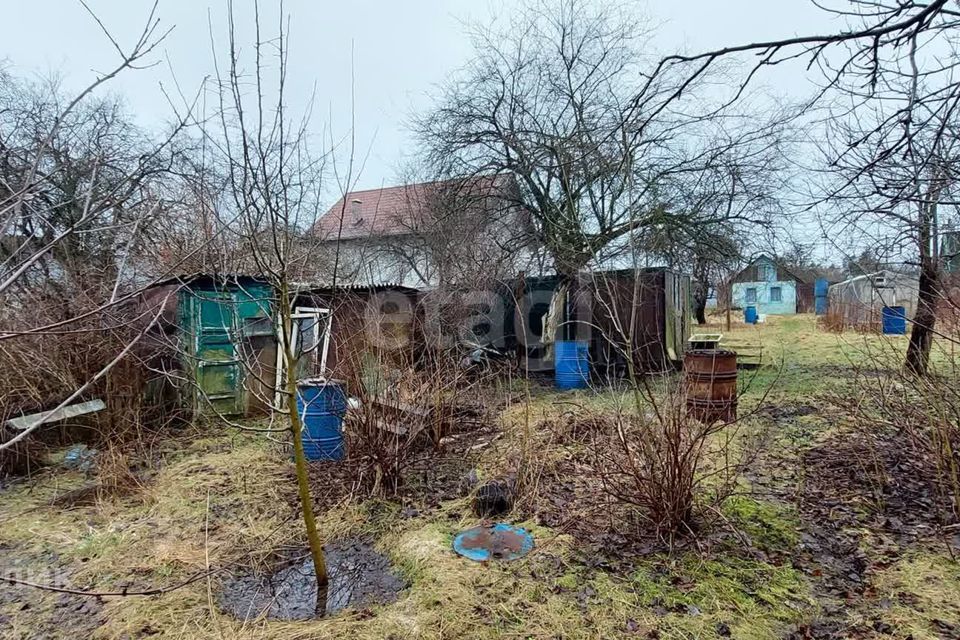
left=195, top=291, right=242, bottom=415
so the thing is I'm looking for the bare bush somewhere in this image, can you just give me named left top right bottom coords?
left=0, top=285, right=177, bottom=471
left=840, top=347, right=960, bottom=523
left=0, top=7, right=197, bottom=466
left=344, top=342, right=493, bottom=497
left=818, top=309, right=847, bottom=334
left=585, top=381, right=762, bottom=543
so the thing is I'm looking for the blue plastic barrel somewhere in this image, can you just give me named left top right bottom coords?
left=555, top=340, right=590, bottom=390
left=744, top=306, right=758, bottom=325
left=296, top=380, right=348, bottom=460
left=882, top=306, right=907, bottom=335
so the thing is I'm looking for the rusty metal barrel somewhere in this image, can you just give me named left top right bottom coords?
left=683, top=349, right=738, bottom=423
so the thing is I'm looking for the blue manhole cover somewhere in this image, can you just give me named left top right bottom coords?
left=453, top=523, right=534, bottom=562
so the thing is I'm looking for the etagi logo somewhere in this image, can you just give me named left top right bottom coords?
left=359, top=287, right=595, bottom=370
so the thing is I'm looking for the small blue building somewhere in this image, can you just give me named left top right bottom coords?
left=730, top=255, right=813, bottom=316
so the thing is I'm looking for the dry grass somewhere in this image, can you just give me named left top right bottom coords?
left=0, top=424, right=817, bottom=640
left=868, top=553, right=960, bottom=639
left=2, top=316, right=959, bottom=639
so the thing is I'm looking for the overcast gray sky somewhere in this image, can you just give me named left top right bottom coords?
left=2, top=1, right=838, bottom=198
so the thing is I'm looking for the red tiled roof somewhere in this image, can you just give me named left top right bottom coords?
left=313, top=175, right=514, bottom=241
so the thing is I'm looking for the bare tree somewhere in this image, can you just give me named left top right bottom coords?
left=633, top=0, right=960, bottom=372
left=637, top=124, right=788, bottom=323
left=0, top=3, right=196, bottom=455
left=643, top=224, right=742, bottom=325
left=201, top=1, right=334, bottom=612
left=415, top=0, right=669, bottom=282
left=416, top=0, right=789, bottom=318
left=815, top=70, right=960, bottom=373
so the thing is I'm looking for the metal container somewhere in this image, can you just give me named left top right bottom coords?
left=453, top=523, right=534, bottom=562
left=683, top=349, right=738, bottom=423
left=296, top=380, right=348, bottom=460
left=555, top=340, right=590, bottom=390
left=744, top=306, right=758, bottom=324
left=882, top=306, right=907, bottom=335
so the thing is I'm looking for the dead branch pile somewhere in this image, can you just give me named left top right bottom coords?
left=343, top=347, right=494, bottom=497
left=0, top=288, right=176, bottom=475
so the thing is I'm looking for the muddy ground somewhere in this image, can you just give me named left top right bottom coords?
left=218, top=539, right=405, bottom=620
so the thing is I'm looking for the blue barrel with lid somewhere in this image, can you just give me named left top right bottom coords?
left=744, top=306, right=758, bottom=325
left=555, top=340, right=590, bottom=390
left=296, top=380, right=348, bottom=461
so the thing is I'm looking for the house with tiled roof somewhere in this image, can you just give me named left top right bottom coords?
left=312, top=174, right=539, bottom=288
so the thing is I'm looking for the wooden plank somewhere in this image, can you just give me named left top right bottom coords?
left=6, top=399, right=106, bottom=431
left=370, top=398, right=430, bottom=418
left=374, top=418, right=408, bottom=435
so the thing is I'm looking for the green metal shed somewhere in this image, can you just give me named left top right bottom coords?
left=159, top=275, right=275, bottom=416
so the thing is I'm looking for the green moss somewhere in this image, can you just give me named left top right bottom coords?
left=556, top=572, right=579, bottom=590
left=722, top=496, right=799, bottom=553
left=630, top=554, right=811, bottom=639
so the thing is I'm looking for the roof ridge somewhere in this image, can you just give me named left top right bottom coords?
left=332, top=173, right=506, bottom=201
left=313, top=173, right=515, bottom=240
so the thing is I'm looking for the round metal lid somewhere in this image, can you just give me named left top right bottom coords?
left=453, top=523, right=535, bottom=562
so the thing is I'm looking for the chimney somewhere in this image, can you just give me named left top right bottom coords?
left=350, top=198, right=364, bottom=226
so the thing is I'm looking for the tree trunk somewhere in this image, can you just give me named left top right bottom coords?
left=694, top=300, right=707, bottom=325
left=905, top=260, right=940, bottom=376
left=279, top=280, right=329, bottom=613
left=557, top=271, right=575, bottom=342
left=690, top=259, right=710, bottom=325
left=692, top=281, right=709, bottom=325
left=905, top=186, right=942, bottom=377
left=725, top=279, right=732, bottom=332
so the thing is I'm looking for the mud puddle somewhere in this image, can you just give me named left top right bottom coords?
left=218, top=539, right=405, bottom=620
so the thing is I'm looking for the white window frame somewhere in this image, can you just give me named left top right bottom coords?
left=293, top=307, right=333, bottom=375
left=274, top=307, right=332, bottom=409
